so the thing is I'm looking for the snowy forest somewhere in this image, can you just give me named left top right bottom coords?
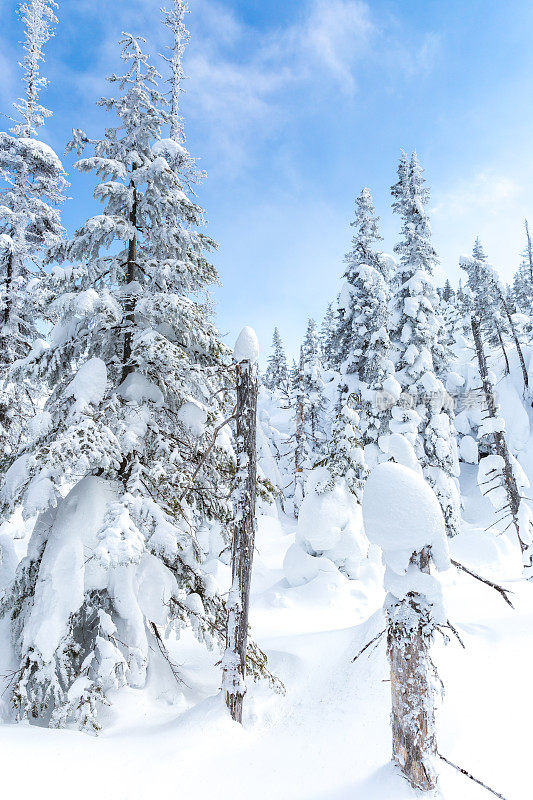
left=1, top=1, right=532, bottom=799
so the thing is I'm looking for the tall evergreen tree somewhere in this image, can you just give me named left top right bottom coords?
left=336, top=188, right=386, bottom=370
left=301, top=318, right=326, bottom=446
left=388, top=152, right=460, bottom=537
left=0, top=0, right=67, bottom=461
left=319, top=301, right=338, bottom=370
left=442, top=279, right=454, bottom=303
left=264, top=327, right=289, bottom=394
left=0, top=27, right=240, bottom=731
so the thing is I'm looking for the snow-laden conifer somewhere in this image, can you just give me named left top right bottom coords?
left=0, top=0, right=67, bottom=462
left=301, top=318, right=326, bottom=447
left=319, top=302, right=339, bottom=370
left=336, top=188, right=386, bottom=370
left=264, top=327, right=289, bottom=395
left=388, top=152, right=460, bottom=537
left=0, top=26, right=243, bottom=731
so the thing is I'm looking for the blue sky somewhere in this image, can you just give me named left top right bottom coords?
left=2, top=0, right=533, bottom=363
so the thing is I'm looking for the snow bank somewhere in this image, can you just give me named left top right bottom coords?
left=290, top=466, right=367, bottom=581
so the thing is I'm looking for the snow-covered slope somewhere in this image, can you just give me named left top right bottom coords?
left=0, top=488, right=530, bottom=799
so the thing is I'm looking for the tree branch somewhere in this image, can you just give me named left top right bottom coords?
left=451, top=559, right=514, bottom=608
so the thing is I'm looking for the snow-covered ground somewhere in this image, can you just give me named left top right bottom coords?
left=0, top=464, right=531, bottom=800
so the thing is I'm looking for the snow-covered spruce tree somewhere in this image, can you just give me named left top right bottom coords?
left=340, top=263, right=394, bottom=458
left=319, top=301, right=339, bottom=370
left=286, top=323, right=328, bottom=516
left=441, top=278, right=454, bottom=303
left=471, top=238, right=513, bottom=375
left=0, top=31, right=257, bottom=731
left=291, top=346, right=307, bottom=515
left=317, top=391, right=368, bottom=501
left=0, top=0, right=67, bottom=464
left=301, top=318, right=326, bottom=448
left=469, top=241, right=528, bottom=389
left=284, top=390, right=368, bottom=585
left=264, top=327, right=289, bottom=394
left=388, top=152, right=460, bottom=537
left=336, top=187, right=386, bottom=371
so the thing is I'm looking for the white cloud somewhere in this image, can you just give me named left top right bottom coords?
left=54, top=0, right=439, bottom=173
left=432, top=171, right=522, bottom=219
left=431, top=167, right=532, bottom=284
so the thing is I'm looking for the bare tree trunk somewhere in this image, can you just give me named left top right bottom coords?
left=294, top=346, right=305, bottom=515
left=388, top=547, right=437, bottom=791
left=222, top=355, right=258, bottom=723
left=496, top=323, right=510, bottom=376
left=471, top=315, right=527, bottom=553
left=500, top=294, right=528, bottom=389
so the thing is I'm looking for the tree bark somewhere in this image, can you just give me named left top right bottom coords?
left=222, top=356, right=258, bottom=723
left=388, top=547, right=437, bottom=791
left=471, top=315, right=526, bottom=552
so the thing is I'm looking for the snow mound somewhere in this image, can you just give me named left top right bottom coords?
left=117, top=372, right=164, bottom=405
left=234, top=326, right=259, bottom=364
left=363, top=462, right=450, bottom=573
left=293, top=466, right=367, bottom=580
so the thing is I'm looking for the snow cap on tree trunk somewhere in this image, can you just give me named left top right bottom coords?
left=362, top=461, right=450, bottom=574
left=234, top=326, right=259, bottom=364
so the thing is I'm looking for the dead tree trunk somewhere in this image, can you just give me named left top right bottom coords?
left=388, top=547, right=437, bottom=791
left=222, top=353, right=258, bottom=723
left=293, top=346, right=305, bottom=515
left=495, top=323, right=510, bottom=376
left=118, top=169, right=138, bottom=486
left=500, top=293, right=528, bottom=389
left=471, top=315, right=527, bottom=553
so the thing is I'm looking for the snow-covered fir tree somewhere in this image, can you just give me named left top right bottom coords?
left=441, top=278, right=454, bottom=303
left=264, top=327, right=289, bottom=394
left=0, top=0, right=67, bottom=464
left=0, top=26, right=249, bottom=731
left=301, top=318, right=326, bottom=447
left=388, top=151, right=460, bottom=537
left=336, top=187, right=386, bottom=371
left=319, top=301, right=339, bottom=371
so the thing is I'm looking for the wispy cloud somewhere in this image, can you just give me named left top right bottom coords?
left=41, top=0, right=440, bottom=174
left=432, top=170, right=522, bottom=219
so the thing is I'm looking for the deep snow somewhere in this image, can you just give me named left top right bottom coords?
left=0, top=476, right=531, bottom=799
